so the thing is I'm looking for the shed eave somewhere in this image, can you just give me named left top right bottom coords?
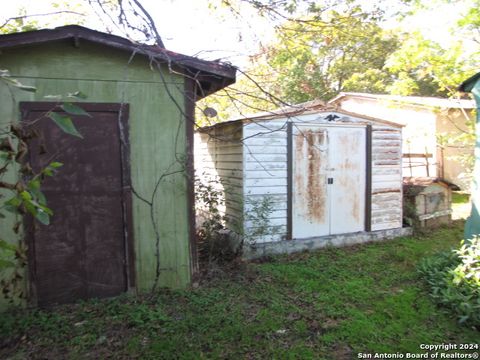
left=0, top=25, right=236, bottom=97
left=403, top=176, right=460, bottom=190
left=197, top=107, right=403, bottom=133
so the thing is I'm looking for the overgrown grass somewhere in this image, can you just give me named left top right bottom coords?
left=452, top=192, right=470, bottom=204
left=1, top=223, right=478, bottom=359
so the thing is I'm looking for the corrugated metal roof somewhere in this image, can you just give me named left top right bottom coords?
left=329, top=92, right=476, bottom=109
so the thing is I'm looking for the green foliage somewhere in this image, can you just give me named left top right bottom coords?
left=266, top=8, right=399, bottom=103
left=342, top=69, right=391, bottom=94
left=195, top=175, right=227, bottom=237
left=195, top=177, right=277, bottom=260
left=48, top=112, right=83, bottom=138
left=0, top=240, right=16, bottom=269
left=0, top=72, right=87, bottom=302
left=418, top=237, right=480, bottom=327
left=385, top=32, right=477, bottom=96
left=61, top=102, right=91, bottom=117
left=200, top=0, right=479, bottom=125
left=198, top=3, right=400, bottom=123
left=195, top=175, right=234, bottom=262
left=452, top=192, right=470, bottom=205
left=244, top=195, right=277, bottom=245
left=0, top=9, right=39, bottom=35
left=452, top=238, right=480, bottom=289
left=458, top=0, right=480, bottom=44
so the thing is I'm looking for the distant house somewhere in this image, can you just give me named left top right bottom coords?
left=329, top=92, right=476, bottom=190
left=195, top=102, right=410, bottom=258
left=0, top=25, right=235, bottom=308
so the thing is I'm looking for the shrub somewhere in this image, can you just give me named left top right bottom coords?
left=244, top=194, right=277, bottom=247
left=418, top=237, right=480, bottom=328
left=194, top=175, right=243, bottom=264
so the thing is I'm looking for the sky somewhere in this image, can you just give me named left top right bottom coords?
left=0, top=0, right=473, bottom=67
left=1, top=0, right=273, bottom=65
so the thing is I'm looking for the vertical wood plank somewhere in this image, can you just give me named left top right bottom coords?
left=286, top=122, right=293, bottom=240
left=365, top=125, right=372, bottom=232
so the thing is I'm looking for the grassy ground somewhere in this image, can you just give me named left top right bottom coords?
left=452, top=191, right=471, bottom=220
left=1, top=223, right=478, bottom=359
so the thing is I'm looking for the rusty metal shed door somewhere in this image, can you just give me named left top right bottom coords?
left=22, top=102, right=134, bottom=307
left=292, top=124, right=366, bottom=238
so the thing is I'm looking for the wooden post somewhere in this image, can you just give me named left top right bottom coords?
left=425, top=147, right=430, bottom=177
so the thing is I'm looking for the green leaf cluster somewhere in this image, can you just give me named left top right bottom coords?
left=269, top=8, right=399, bottom=103
left=385, top=32, right=477, bottom=97
left=0, top=240, right=16, bottom=270
left=3, top=162, right=63, bottom=225
left=418, top=237, right=480, bottom=327
left=0, top=70, right=89, bottom=301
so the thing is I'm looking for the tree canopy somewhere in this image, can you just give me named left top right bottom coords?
left=198, top=0, right=479, bottom=125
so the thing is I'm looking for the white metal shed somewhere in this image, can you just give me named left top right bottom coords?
left=195, top=103, right=410, bottom=257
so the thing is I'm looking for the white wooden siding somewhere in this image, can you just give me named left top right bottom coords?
left=370, top=126, right=403, bottom=230
left=194, top=123, right=244, bottom=232
left=243, top=121, right=288, bottom=243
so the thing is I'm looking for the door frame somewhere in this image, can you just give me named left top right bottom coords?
left=286, top=122, right=372, bottom=239
left=20, top=101, right=136, bottom=306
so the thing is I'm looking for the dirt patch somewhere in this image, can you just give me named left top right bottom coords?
left=330, top=343, right=353, bottom=360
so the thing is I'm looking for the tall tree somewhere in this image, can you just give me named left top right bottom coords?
left=266, top=7, right=398, bottom=103
left=385, top=32, right=476, bottom=97
left=198, top=3, right=399, bottom=124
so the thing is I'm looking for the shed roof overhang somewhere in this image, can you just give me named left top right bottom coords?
left=0, top=25, right=236, bottom=99
left=403, top=177, right=460, bottom=190
left=458, top=72, right=480, bottom=93
left=198, top=105, right=404, bottom=133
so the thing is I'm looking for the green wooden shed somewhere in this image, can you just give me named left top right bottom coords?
left=0, top=25, right=235, bottom=308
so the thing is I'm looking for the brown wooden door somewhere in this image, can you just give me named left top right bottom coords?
left=21, top=102, right=134, bottom=307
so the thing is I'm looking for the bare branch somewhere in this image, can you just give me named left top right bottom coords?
left=0, top=11, right=85, bottom=30
left=129, top=0, right=165, bottom=47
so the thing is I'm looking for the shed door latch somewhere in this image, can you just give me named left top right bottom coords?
left=327, top=177, right=334, bottom=184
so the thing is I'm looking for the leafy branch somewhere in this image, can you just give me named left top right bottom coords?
left=0, top=70, right=87, bottom=302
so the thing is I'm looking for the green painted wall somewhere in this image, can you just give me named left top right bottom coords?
left=0, top=40, right=192, bottom=309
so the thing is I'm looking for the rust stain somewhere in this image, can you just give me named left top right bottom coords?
left=295, top=132, right=305, bottom=202
left=305, top=130, right=326, bottom=222
left=337, top=134, right=359, bottom=171
left=294, top=129, right=327, bottom=223
left=316, top=131, right=325, bottom=145
left=352, top=191, right=359, bottom=222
